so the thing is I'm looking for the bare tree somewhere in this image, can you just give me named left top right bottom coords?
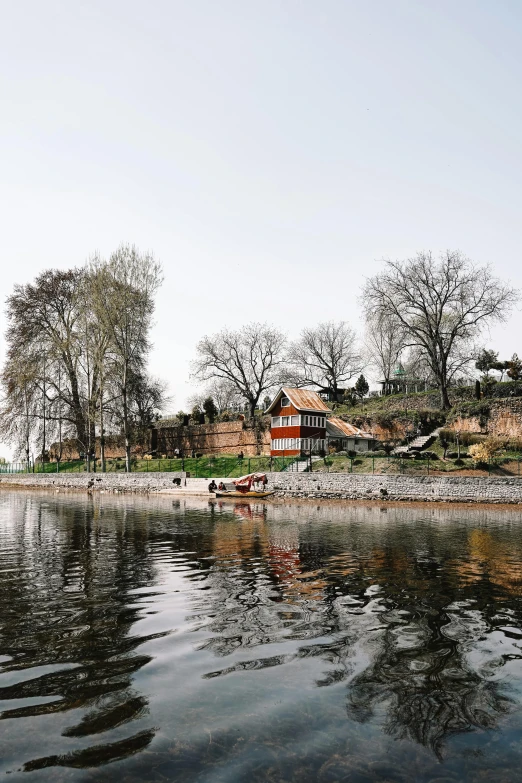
left=90, top=246, right=163, bottom=471
left=364, top=313, right=405, bottom=393
left=361, top=251, right=518, bottom=409
left=192, top=323, right=287, bottom=418
left=287, top=321, right=364, bottom=401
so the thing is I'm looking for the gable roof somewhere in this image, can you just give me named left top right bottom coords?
left=265, top=387, right=331, bottom=414
left=326, top=416, right=375, bottom=440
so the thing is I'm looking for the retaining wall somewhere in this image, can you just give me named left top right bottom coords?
left=0, top=472, right=187, bottom=493
left=2, top=471, right=522, bottom=504
left=154, top=420, right=270, bottom=456
left=266, top=472, right=522, bottom=504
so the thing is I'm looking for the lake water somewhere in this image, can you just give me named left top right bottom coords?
left=1, top=493, right=522, bottom=782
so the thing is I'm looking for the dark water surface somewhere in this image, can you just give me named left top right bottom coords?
left=1, top=494, right=522, bottom=782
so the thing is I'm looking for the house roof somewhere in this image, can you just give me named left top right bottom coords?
left=326, top=416, right=375, bottom=440
left=266, top=387, right=331, bottom=414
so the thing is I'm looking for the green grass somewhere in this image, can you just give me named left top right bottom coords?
left=314, top=450, right=522, bottom=476
left=31, top=454, right=296, bottom=478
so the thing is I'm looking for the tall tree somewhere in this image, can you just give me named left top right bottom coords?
left=361, top=251, right=518, bottom=409
left=0, top=269, right=90, bottom=455
left=364, top=313, right=405, bottom=393
left=287, top=321, right=364, bottom=400
left=90, top=246, right=163, bottom=472
left=192, top=323, right=287, bottom=418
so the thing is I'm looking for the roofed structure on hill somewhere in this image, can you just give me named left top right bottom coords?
left=326, top=416, right=377, bottom=452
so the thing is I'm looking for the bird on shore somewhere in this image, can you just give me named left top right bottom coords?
left=87, top=478, right=95, bottom=491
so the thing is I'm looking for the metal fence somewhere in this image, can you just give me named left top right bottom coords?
left=0, top=455, right=297, bottom=478
left=3, top=454, right=521, bottom=478
left=317, top=454, right=522, bottom=477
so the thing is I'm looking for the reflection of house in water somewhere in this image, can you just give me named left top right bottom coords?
left=267, top=526, right=327, bottom=602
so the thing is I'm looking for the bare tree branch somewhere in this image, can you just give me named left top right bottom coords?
left=191, top=323, right=287, bottom=417
left=361, top=250, right=519, bottom=409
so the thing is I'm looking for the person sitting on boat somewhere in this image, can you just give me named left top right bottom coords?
left=208, top=480, right=217, bottom=493
left=218, top=481, right=226, bottom=491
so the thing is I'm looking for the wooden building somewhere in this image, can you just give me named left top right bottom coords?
left=266, top=387, right=330, bottom=456
left=267, top=387, right=378, bottom=456
left=326, top=416, right=377, bottom=452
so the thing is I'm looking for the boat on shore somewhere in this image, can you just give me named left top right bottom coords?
left=215, top=489, right=274, bottom=499
left=215, top=472, right=274, bottom=499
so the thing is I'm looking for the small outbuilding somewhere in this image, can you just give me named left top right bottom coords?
left=326, top=416, right=377, bottom=453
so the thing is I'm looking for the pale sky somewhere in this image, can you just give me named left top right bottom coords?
left=1, top=0, right=522, bottom=453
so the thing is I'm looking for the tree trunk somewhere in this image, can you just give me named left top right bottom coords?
left=122, top=384, right=131, bottom=472
left=99, top=387, right=106, bottom=473
left=440, top=385, right=451, bottom=410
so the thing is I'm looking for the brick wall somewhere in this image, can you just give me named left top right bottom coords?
left=154, top=420, right=270, bottom=456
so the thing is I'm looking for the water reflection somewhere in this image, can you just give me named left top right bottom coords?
left=1, top=493, right=522, bottom=781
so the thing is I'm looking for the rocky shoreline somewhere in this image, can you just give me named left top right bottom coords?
left=1, top=471, right=522, bottom=505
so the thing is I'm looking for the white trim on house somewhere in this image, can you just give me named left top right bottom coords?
left=271, top=438, right=326, bottom=452
left=271, top=414, right=327, bottom=428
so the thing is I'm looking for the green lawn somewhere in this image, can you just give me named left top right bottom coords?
left=31, top=454, right=296, bottom=478
left=313, top=451, right=522, bottom=476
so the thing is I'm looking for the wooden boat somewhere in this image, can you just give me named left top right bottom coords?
left=215, top=490, right=274, bottom=499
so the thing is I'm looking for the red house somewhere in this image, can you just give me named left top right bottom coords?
left=266, top=387, right=330, bottom=456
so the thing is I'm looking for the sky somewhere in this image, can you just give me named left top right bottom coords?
left=1, top=0, right=522, bottom=455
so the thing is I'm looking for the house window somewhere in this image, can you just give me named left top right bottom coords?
left=291, top=415, right=299, bottom=425
left=271, top=417, right=281, bottom=428
left=281, top=396, right=290, bottom=408
left=281, top=416, right=289, bottom=426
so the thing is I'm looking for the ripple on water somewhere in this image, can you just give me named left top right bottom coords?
left=1, top=494, right=522, bottom=782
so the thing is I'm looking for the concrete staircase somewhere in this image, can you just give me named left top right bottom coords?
left=284, top=457, right=322, bottom=473
left=393, top=428, right=441, bottom=456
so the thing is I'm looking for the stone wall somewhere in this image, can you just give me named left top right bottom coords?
left=2, top=471, right=522, bottom=504
left=49, top=420, right=272, bottom=461
left=265, top=472, right=522, bottom=504
left=0, top=472, right=187, bottom=493
left=154, top=420, right=271, bottom=456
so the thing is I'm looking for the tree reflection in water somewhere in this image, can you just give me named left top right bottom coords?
left=1, top=493, right=522, bottom=781
left=199, top=501, right=522, bottom=760
left=0, top=493, right=169, bottom=771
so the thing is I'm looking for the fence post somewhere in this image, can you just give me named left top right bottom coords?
left=350, top=458, right=353, bottom=474
left=427, top=458, right=430, bottom=476
left=372, top=456, right=374, bottom=475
